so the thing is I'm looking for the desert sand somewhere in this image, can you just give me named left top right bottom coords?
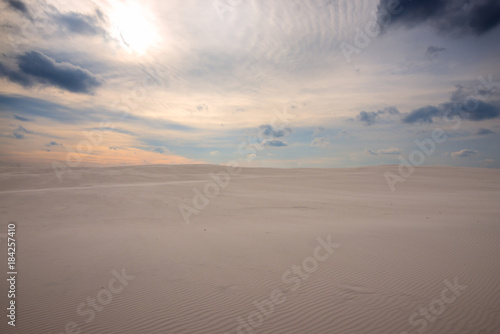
left=0, top=164, right=499, bottom=334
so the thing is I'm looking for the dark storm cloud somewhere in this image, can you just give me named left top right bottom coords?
left=17, top=51, right=102, bottom=94
left=4, top=0, right=29, bottom=14
left=0, top=51, right=102, bottom=94
left=468, top=0, right=500, bottom=34
left=377, top=0, right=500, bottom=36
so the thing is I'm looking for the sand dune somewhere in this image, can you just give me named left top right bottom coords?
left=0, top=165, right=499, bottom=334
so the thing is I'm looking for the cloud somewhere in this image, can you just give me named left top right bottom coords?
left=377, top=0, right=500, bottom=36
left=46, top=141, right=59, bottom=146
left=153, top=147, right=166, bottom=153
left=402, top=85, right=500, bottom=124
left=11, top=125, right=62, bottom=139
left=449, top=83, right=500, bottom=106
left=1, top=51, right=103, bottom=94
left=2, top=94, right=190, bottom=135
left=15, top=125, right=31, bottom=133
left=54, top=12, right=103, bottom=35
left=402, top=105, right=441, bottom=124
left=13, top=125, right=31, bottom=139
left=365, top=147, right=401, bottom=155
left=0, top=51, right=102, bottom=94
left=0, top=94, right=96, bottom=123
left=447, top=100, right=500, bottom=121
left=4, top=0, right=28, bottom=15
left=380, top=107, right=401, bottom=115
left=426, top=46, right=446, bottom=57
left=4, top=0, right=104, bottom=35
left=259, top=124, right=291, bottom=138
left=92, top=127, right=135, bottom=136
left=15, top=51, right=103, bottom=94
left=209, top=150, right=219, bottom=155
left=248, top=124, right=292, bottom=148
left=357, top=111, right=379, bottom=126
left=264, top=139, right=287, bottom=147
left=14, top=114, right=32, bottom=121
left=474, top=128, right=494, bottom=135
left=446, top=85, right=500, bottom=121
left=311, top=137, right=330, bottom=148
left=356, top=107, right=400, bottom=126
left=0, top=62, right=33, bottom=87
left=451, top=149, right=479, bottom=158
left=468, top=0, right=500, bottom=34
left=196, top=103, right=209, bottom=112
left=238, top=123, right=293, bottom=152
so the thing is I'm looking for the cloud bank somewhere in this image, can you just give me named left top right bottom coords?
left=0, top=51, right=102, bottom=94
left=377, top=0, right=500, bottom=36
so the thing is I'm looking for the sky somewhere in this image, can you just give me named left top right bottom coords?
left=0, top=0, right=499, bottom=169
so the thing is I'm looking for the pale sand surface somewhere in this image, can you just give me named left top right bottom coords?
left=0, top=165, right=499, bottom=334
